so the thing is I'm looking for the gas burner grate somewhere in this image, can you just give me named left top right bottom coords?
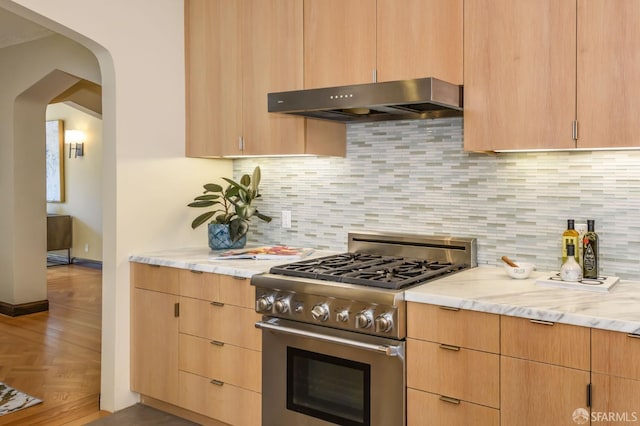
left=270, top=253, right=467, bottom=290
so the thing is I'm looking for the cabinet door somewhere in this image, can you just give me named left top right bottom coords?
left=132, top=288, right=180, bottom=404
left=577, top=0, right=640, bottom=148
left=304, top=0, right=376, bottom=88
left=241, top=0, right=305, bottom=156
left=185, top=0, right=242, bottom=157
left=592, top=328, right=640, bottom=380
left=464, top=0, right=576, bottom=151
left=377, top=0, right=463, bottom=84
left=501, top=357, right=591, bottom=426
left=591, top=373, right=640, bottom=424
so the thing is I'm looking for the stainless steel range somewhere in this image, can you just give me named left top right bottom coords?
left=252, top=232, right=477, bottom=426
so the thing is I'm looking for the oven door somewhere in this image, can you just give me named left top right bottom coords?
left=257, top=317, right=406, bottom=426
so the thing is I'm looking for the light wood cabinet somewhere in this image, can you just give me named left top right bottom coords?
left=131, top=263, right=261, bottom=425
left=577, top=0, right=640, bottom=148
left=407, top=388, right=499, bottom=426
left=501, top=316, right=591, bottom=426
left=304, top=0, right=462, bottom=88
left=464, top=0, right=640, bottom=151
left=407, top=339, right=499, bottom=408
left=406, top=303, right=500, bottom=425
left=464, top=0, right=576, bottom=151
left=185, top=0, right=345, bottom=157
left=131, top=265, right=180, bottom=405
left=179, top=370, right=261, bottom=426
left=407, top=303, right=499, bottom=353
left=591, top=329, right=640, bottom=423
left=501, top=316, right=590, bottom=370
left=501, top=356, right=591, bottom=426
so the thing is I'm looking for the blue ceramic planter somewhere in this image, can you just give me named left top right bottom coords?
left=208, top=223, right=246, bottom=250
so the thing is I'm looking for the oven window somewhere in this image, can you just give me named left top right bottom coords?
left=287, top=347, right=371, bottom=426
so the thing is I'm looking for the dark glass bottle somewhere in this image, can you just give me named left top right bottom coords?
left=583, top=220, right=599, bottom=279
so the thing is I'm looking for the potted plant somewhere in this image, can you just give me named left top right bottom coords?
left=188, top=166, right=272, bottom=250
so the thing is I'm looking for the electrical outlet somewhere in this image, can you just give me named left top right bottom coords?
left=84, top=243, right=89, bottom=253
left=282, top=210, right=292, bottom=229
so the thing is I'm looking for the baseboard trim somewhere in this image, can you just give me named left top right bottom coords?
left=72, top=258, right=103, bottom=270
left=0, top=299, right=49, bottom=317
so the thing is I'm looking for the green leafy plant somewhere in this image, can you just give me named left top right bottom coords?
left=188, top=166, right=272, bottom=242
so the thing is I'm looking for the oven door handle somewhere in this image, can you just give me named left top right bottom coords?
left=256, top=320, right=404, bottom=358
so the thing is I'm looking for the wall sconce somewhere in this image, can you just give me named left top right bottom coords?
left=65, top=130, right=85, bottom=158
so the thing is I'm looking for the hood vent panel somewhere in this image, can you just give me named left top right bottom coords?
left=268, top=77, right=463, bottom=123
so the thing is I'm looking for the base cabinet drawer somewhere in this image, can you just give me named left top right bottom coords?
left=501, top=316, right=590, bottom=370
left=407, top=338, right=499, bottom=408
left=407, top=388, right=499, bottom=426
left=407, top=302, right=499, bottom=353
left=180, top=297, right=262, bottom=351
left=179, top=371, right=261, bottom=426
left=179, top=333, right=261, bottom=392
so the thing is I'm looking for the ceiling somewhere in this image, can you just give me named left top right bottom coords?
left=0, top=7, right=54, bottom=49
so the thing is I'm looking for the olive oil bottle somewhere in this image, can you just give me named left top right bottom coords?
left=562, top=219, right=580, bottom=265
left=583, top=220, right=599, bottom=279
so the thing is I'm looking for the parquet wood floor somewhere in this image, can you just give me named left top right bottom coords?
left=0, top=264, right=110, bottom=425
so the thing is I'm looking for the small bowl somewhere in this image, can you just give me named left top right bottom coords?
left=503, top=262, right=535, bottom=279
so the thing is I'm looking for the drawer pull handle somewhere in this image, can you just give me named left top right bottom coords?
left=232, top=276, right=247, bottom=281
left=149, top=264, right=160, bottom=268
left=627, top=333, right=640, bottom=339
left=439, top=395, right=461, bottom=405
left=210, top=340, right=225, bottom=346
left=438, top=306, right=460, bottom=312
left=210, top=301, right=225, bottom=307
left=190, top=270, right=203, bottom=274
left=529, top=319, right=554, bottom=326
left=439, top=344, right=460, bottom=351
left=210, top=379, right=224, bottom=386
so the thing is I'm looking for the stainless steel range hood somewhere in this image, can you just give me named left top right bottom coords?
left=268, top=77, right=463, bottom=123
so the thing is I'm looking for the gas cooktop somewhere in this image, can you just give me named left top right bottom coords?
left=270, top=253, right=467, bottom=290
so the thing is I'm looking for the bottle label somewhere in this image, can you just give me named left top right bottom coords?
left=583, top=240, right=597, bottom=274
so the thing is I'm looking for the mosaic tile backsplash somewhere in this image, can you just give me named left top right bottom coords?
left=235, top=117, right=640, bottom=279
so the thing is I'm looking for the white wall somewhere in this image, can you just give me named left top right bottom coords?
left=46, top=102, right=103, bottom=261
left=0, top=33, right=100, bottom=305
left=1, top=0, right=233, bottom=411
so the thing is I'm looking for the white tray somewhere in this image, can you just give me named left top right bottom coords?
left=535, top=274, right=620, bottom=293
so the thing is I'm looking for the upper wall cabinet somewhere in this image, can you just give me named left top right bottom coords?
left=185, top=0, right=345, bottom=158
left=464, top=0, right=640, bottom=151
left=576, top=0, right=640, bottom=149
left=303, top=0, right=463, bottom=89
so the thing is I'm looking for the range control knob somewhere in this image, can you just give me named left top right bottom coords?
left=311, top=304, right=329, bottom=322
left=255, top=296, right=273, bottom=312
left=336, top=310, right=349, bottom=322
left=355, top=311, right=372, bottom=329
left=375, top=314, right=393, bottom=333
left=274, top=298, right=290, bottom=314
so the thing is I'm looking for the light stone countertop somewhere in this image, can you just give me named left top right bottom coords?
left=404, top=265, right=640, bottom=335
left=129, top=247, right=336, bottom=279
left=130, top=248, right=640, bottom=334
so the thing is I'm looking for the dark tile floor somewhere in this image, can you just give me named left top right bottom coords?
left=86, top=404, right=200, bottom=425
